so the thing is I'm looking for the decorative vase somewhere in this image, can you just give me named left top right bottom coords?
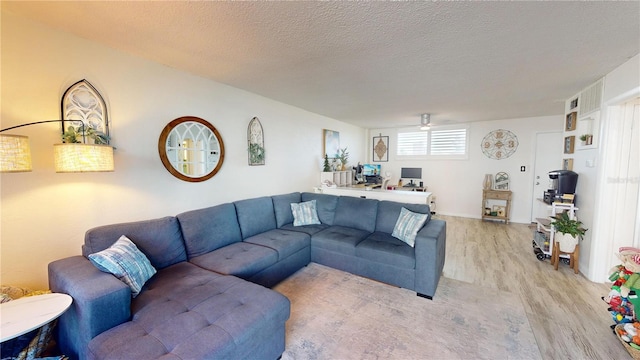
left=556, top=233, right=579, bottom=252
left=483, top=174, right=493, bottom=190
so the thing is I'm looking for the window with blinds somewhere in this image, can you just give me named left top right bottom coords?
left=397, top=126, right=468, bottom=159
left=397, top=131, right=429, bottom=156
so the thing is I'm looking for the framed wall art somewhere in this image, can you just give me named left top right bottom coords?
left=563, top=158, right=574, bottom=171
left=565, top=112, right=577, bottom=131
left=248, top=117, right=265, bottom=166
left=323, top=129, right=340, bottom=158
left=564, top=136, right=575, bottom=154
left=494, top=172, right=509, bottom=190
left=372, top=135, right=389, bottom=162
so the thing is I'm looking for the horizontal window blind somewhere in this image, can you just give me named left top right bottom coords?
left=397, top=131, right=428, bottom=156
left=430, top=128, right=467, bottom=155
left=396, top=127, right=468, bottom=158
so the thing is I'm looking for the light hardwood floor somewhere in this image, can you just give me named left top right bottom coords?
left=438, top=214, right=630, bottom=359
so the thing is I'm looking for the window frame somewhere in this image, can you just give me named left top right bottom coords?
left=395, top=125, right=469, bottom=160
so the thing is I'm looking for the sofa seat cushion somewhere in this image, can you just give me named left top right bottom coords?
left=280, top=223, right=329, bottom=236
left=87, top=262, right=290, bottom=359
left=243, top=229, right=310, bottom=261
left=356, top=232, right=416, bottom=269
left=190, top=242, right=277, bottom=279
left=311, top=226, right=370, bottom=255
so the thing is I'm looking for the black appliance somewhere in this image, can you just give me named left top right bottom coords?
left=543, top=170, right=578, bottom=204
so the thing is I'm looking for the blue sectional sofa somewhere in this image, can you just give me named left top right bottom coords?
left=48, top=191, right=446, bottom=359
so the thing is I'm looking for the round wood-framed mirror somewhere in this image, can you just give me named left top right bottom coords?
left=158, top=116, right=225, bottom=182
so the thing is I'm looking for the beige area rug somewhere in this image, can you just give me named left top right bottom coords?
left=275, top=263, right=541, bottom=360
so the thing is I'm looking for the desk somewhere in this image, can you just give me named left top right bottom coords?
left=1, top=293, right=72, bottom=342
left=321, top=186, right=432, bottom=205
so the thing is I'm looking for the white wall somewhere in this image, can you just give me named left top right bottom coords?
left=0, top=11, right=365, bottom=289
left=368, top=116, right=563, bottom=223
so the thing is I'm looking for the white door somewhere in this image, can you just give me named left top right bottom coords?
left=531, top=131, right=563, bottom=222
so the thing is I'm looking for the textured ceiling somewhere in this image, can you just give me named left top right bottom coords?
left=3, top=1, right=639, bottom=128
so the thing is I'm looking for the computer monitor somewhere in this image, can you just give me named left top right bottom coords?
left=362, top=164, right=381, bottom=176
left=401, top=167, right=422, bottom=186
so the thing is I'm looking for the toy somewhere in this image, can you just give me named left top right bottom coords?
left=617, top=322, right=640, bottom=348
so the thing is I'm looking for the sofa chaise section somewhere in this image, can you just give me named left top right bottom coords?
left=50, top=214, right=291, bottom=360
left=86, top=262, right=289, bottom=360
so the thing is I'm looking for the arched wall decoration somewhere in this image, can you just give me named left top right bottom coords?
left=61, top=79, right=109, bottom=144
left=481, top=129, right=518, bottom=160
left=247, top=117, right=265, bottom=166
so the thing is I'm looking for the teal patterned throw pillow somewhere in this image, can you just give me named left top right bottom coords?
left=88, top=235, right=156, bottom=297
left=392, top=207, right=429, bottom=247
left=291, top=200, right=321, bottom=226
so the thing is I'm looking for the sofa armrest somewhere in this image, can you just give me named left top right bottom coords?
left=414, top=219, right=446, bottom=298
left=49, top=256, right=131, bottom=359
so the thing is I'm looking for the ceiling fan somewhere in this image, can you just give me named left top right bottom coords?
left=419, top=113, right=431, bottom=130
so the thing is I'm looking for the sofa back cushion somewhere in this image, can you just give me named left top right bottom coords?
left=272, top=192, right=301, bottom=228
left=83, top=216, right=187, bottom=270
left=375, top=201, right=431, bottom=234
left=301, top=192, right=338, bottom=225
left=234, top=196, right=277, bottom=239
left=177, top=203, right=243, bottom=258
left=333, top=196, right=379, bottom=233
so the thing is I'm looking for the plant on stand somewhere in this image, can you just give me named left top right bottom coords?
left=551, top=211, right=587, bottom=252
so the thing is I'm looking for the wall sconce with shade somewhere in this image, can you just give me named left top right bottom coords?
left=0, top=79, right=114, bottom=173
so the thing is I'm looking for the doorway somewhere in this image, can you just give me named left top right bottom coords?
left=531, top=131, right=563, bottom=222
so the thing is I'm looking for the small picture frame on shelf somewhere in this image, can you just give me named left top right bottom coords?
left=565, top=112, right=577, bottom=131
left=570, top=97, right=578, bottom=111
left=564, top=136, right=575, bottom=154
left=492, top=205, right=506, bottom=217
left=563, top=158, right=574, bottom=171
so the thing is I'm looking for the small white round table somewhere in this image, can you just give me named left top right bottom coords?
left=0, top=293, right=72, bottom=342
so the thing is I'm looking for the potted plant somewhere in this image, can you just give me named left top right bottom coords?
left=248, top=143, right=265, bottom=165
left=551, top=211, right=587, bottom=252
left=338, top=147, right=349, bottom=171
left=579, top=134, right=593, bottom=146
left=322, top=154, right=331, bottom=172
left=63, top=125, right=110, bottom=144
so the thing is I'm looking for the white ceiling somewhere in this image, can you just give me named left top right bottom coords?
left=3, top=1, right=639, bottom=129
